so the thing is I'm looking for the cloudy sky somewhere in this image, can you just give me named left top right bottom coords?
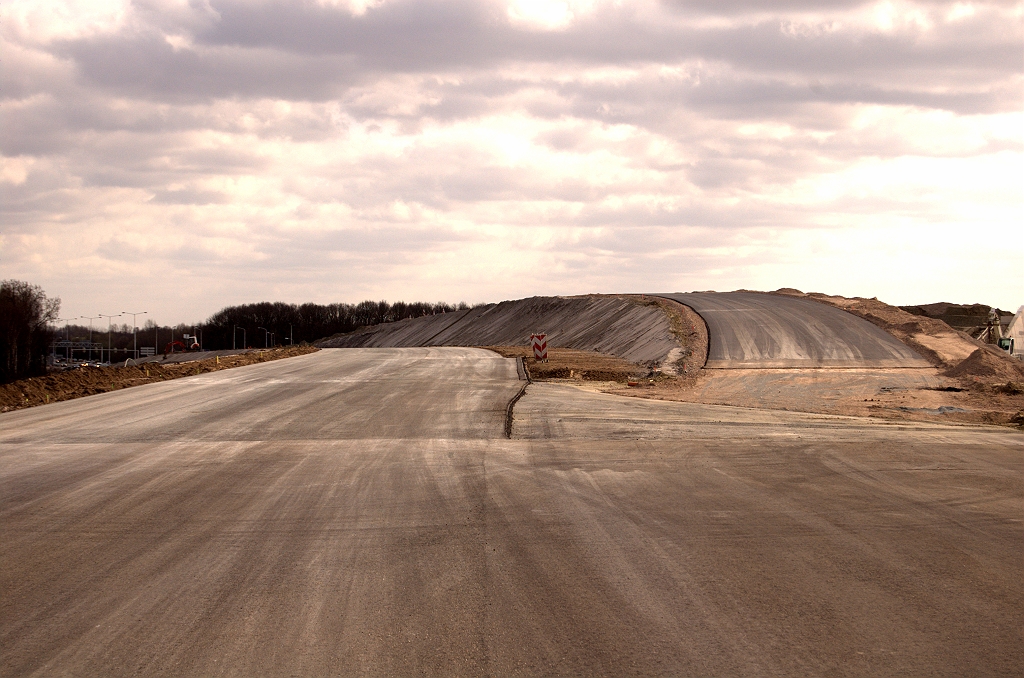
left=2, top=0, right=1022, bottom=324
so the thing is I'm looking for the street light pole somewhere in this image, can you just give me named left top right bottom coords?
left=235, top=326, right=245, bottom=350
left=99, top=314, right=121, bottom=365
left=80, top=315, right=100, bottom=361
left=257, top=327, right=269, bottom=348
left=55, top=317, right=74, bottom=362
left=122, top=311, right=147, bottom=359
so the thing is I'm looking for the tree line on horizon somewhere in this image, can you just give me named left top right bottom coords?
left=55, top=299, right=474, bottom=354
left=201, top=299, right=473, bottom=349
left=4, top=280, right=476, bottom=384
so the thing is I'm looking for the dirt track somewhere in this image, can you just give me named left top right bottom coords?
left=2, top=349, right=1020, bottom=676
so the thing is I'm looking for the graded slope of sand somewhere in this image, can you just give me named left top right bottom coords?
left=771, top=289, right=990, bottom=368
left=661, top=292, right=930, bottom=368
left=318, top=295, right=681, bottom=365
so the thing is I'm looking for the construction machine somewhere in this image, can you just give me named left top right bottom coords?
left=164, top=334, right=201, bottom=354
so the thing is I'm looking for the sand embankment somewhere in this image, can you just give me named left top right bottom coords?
left=317, top=295, right=682, bottom=365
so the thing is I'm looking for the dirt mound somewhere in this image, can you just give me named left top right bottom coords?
left=318, top=295, right=682, bottom=365
left=640, top=296, right=708, bottom=375
left=901, top=302, right=1014, bottom=335
left=1, top=346, right=318, bottom=413
left=944, top=348, right=1024, bottom=381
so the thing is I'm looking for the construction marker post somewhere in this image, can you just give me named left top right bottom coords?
left=530, top=333, right=548, bottom=362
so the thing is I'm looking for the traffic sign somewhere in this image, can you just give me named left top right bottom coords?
left=530, top=333, right=547, bottom=361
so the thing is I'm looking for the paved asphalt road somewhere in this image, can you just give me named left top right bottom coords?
left=661, top=292, right=931, bottom=368
left=2, top=348, right=1021, bottom=676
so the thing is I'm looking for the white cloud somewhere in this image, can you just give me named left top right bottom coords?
left=1, top=0, right=1022, bottom=322
left=1, top=0, right=131, bottom=44
left=506, top=0, right=598, bottom=30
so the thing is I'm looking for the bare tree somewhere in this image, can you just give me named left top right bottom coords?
left=0, top=280, right=60, bottom=383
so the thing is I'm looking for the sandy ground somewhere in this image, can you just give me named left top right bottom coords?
left=591, top=368, right=1024, bottom=426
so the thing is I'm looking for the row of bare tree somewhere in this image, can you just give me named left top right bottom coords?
left=1, top=280, right=60, bottom=383
left=201, top=300, right=471, bottom=349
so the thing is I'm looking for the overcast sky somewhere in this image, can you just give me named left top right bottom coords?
left=2, top=0, right=1022, bottom=324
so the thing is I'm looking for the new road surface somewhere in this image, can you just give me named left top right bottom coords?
left=662, top=292, right=931, bottom=368
left=2, top=348, right=1020, bottom=675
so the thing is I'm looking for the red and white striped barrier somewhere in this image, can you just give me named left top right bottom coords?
left=530, top=333, right=548, bottom=361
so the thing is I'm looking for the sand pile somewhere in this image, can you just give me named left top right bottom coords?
left=1, top=346, right=318, bottom=412
left=944, top=348, right=1024, bottom=382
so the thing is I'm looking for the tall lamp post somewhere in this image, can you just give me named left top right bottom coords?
left=123, top=311, right=147, bottom=359
left=55, top=317, right=74, bottom=362
left=257, top=327, right=269, bottom=348
left=235, top=326, right=245, bottom=350
left=80, top=315, right=100, bottom=361
left=99, top=313, right=122, bottom=365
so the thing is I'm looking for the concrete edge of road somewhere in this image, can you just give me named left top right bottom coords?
left=505, top=357, right=531, bottom=439
left=515, top=356, right=529, bottom=381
